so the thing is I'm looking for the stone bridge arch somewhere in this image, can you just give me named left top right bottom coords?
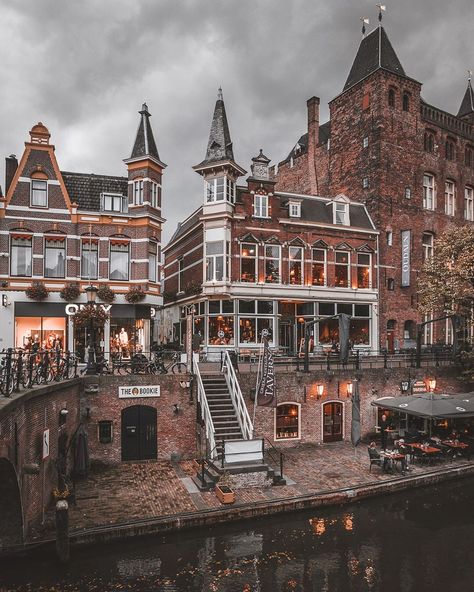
left=0, top=458, right=23, bottom=549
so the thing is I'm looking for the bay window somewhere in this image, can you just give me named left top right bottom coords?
left=206, top=241, right=224, bottom=282
left=238, top=300, right=274, bottom=344
left=240, top=243, right=257, bottom=282
left=81, top=240, right=98, bottom=280
left=208, top=300, right=234, bottom=345
left=289, top=246, right=303, bottom=285
left=264, top=245, right=280, bottom=283
left=110, top=242, right=130, bottom=280
left=312, top=248, right=326, bottom=286
left=10, top=236, right=32, bottom=277
left=44, top=238, right=65, bottom=278
left=356, top=253, right=371, bottom=288
left=31, top=180, right=47, bottom=207
left=334, top=251, right=350, bottom=287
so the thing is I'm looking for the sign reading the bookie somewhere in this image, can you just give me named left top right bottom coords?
left=118, top=385, right=161, bottom=398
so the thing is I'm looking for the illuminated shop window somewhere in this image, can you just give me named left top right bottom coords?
left=275, top=403, right=300, bottom=440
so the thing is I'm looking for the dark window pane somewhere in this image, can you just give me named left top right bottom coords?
left=257, top=301, right=273, bottom=314
left=354, top=304, right=370, bottom=317
left=319, top=302, right=335, bottom=316
left=239, top=300, right=255, bottom=314
left=337, top=303, right=352, bottom=315
left=208, top=301, right=220, bottom=314
left=296, top=303, right=313, bottom=316
left=222, top=300, right=234, bottom=314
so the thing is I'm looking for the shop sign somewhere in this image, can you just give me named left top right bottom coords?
left=401, top=230, right=411, bottom=287
left=65, top=304, right=112, bottom=316
left=412, top=380, right=427, bottom=394
left=118, top=385, right=161, bottom=399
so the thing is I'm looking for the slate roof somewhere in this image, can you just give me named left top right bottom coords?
left=195, top=89, right=234, bottom=168
left=61, top=171, right=128, bottom=211
left=281, top=122, right=331, bottom=164
left=167, top=206, right=203, bottom=245
left=130, top=103, right=161, bottom=161
left=343, top=26, right=406, bottom=92
left=458, top=80, right=474, bottom=118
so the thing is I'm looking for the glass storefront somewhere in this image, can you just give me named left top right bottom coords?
left=15, top=316, right=66, bottom=350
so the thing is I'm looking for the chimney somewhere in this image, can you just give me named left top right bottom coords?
left=5, top=154, right=18, bottom=195
left=307, top=97, right=320, bottom=194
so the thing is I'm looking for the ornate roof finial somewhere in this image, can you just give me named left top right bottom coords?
left=217, top=87, right=223, bottom=101
left=468, top=69, right=472, bottom=83
left=361, top=17, right=369, bottom=37
left=377, top=4, right=386, bottom=24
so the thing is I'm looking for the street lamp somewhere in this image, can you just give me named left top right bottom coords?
left=85, top=285, right=98, bottom=375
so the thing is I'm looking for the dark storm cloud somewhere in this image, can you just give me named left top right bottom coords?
left=1, top=0, right=472, bottom=241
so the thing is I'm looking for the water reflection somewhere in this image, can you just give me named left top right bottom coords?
left=1, top=477, right=474, bottom=591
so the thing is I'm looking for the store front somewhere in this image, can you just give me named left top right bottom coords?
left=14, top=303, right=68, bottom=351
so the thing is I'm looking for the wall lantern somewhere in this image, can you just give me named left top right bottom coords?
left=427, top=378, right=437, bottom=392
left=316, top=384, right=324, bottom=399
left=346, top=382, right=353, bottom=398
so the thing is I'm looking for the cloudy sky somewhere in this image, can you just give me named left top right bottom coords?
left=1, top=0, right=472, bottom=242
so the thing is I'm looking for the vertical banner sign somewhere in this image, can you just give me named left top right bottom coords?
left=186, top=314, right=193, bottom=372
left=256, top=338, right=276, bottom=406
left=401, top=230, right=411, bottom=287
left=42, top=429, right=50, bottom=461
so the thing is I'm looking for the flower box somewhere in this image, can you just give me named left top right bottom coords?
left=215, top=483, right=235, bottom=504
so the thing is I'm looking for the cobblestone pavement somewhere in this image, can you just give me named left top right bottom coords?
left=65, top=442, right=473, bottom=533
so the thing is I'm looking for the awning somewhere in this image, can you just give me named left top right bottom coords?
left=372, top=393, right=474, bottom=419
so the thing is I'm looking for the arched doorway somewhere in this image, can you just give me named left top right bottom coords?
left=121, top=406, right=157, bottom=461
left=387, top=319, right=397, bottom=353
left=322, top=402, right=343, bottom=443
left=0, top=458, right=23, bottom=547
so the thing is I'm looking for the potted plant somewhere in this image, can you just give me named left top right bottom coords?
left=125, top=286, right=146, bottom=303
left=25, top=281, right=48, bottom=301
left=215, top=472, right=235, bottom=504
left=59, top=283, right=81, bottom=301
left=97, top=285, right=115, bottom=303
left=73, top=304, right=109, bottom=328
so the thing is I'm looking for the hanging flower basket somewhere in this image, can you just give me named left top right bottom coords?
left=59, top=283, right=81, bottom=302
left=25, top=281, right=48, bottom=301
left=73, top=304, right=109, bottom=328
left=97, top=285, right=116, bottom=303
left=125, top=286, right=146, bottom=303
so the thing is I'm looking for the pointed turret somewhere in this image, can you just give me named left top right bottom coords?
left=127, top=103, right=165, bottom=167
left=343, top=26, right=407, bottom=92
left=457, top=79, right=474, bottom=121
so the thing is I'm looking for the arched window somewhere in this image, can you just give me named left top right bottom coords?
left=465, top=146, right=473, bottom=168
left=388, top=88, right=396, bottom=108
left=402, top=92, right=410, bottom=112
left=275, top=403, right=300, bottom=440
left=424, top=131, right=435, bottom=153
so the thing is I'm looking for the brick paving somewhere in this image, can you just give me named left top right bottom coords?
left=67, top=442, right=474, bottom=533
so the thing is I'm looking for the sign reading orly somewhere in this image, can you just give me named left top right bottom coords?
left=401, top=230, right=411, bottom=287
left=65, top=304, right=112, bottom=316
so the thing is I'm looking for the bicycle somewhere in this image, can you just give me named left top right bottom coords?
left=153, top=350, right=187, bottom=374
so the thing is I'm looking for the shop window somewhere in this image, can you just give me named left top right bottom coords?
left=10, top=235, right=32, bottom=277
left=206, top=241, right=225, bottom=282
left=31, top=180, right=47, bottom=207
left=254, top=194, right=269, bottom=218
left=110, top=241, right=130, bottom=281
left=289, top=246, right=303, bottom=285
left=312, top=248, right=326, bottom=286
left=317, top=303, right=371, bottom=347
left=445, top=180, right=456, bottom=216
left=238, top=300, right=274, bottom=345
left=98, top=421, right=113, bottom=444
left=110, top=319, right=146, bottom=357
left=15, top=316, right=66, bottom=350
left=465, top=186, right=474, bottom=221
left=208, top=300, right=234, bottom=346
left=264, top=244, right=280, bottom=283
left=334, top=251, right=350, bottom=287
left=44, top=237, right=66, bottom=278
left=240, top=243, right=257, bottom=283
left=81, top=240, right=98, bottom=280
left=423, top=173, right=435, bottom=210
left=356, top=253, right=371, bottom=288
left=101, top=193, right=127, bottom=213
left=275, top=403, right=300, bottom=440
left=149, top=242, right=158, bottom=283
left=133, top=180, right=144, bottom=205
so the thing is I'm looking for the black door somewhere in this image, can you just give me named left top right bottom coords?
left=121, top=405, right=157, bottom=461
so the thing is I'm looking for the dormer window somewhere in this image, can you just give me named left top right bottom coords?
left=31, top=180, right=47, bottom=208
left=334, top=202, right=349, bottom=225
left=101, top=193, right=128, bottom=213
left=254, top=194, right=269, bottom=218
left=289, top=202, right=301, bottom=218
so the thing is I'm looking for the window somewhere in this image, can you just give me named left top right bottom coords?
left=465, top=186, right=474, bottom=221
left=422, top=313, right=433, bottom=346
left=264, top=245, right=280, bottom=283
left=44, top=238, right=65, bottom=278
left=110, top=242, right=129, bottom=280
left=98, top=421, right=113, bottom=444
left=10, top=236, right=32, bottom=277
left=356, top=253, right=371, bottom=288
left=465, top=146, right=473, bottom=168
left=334, top=251, right=350, bottom=288
left=206, top=241, right=224, bottom=282
left=402, top=92, right=410, bottom=112
left=424, top=131, right=435, bottom=153
left=150, top=182, right=161, bottom=208
left=205, top=177, right=225, bottom=202
left=362, top=177, right=369, bottom=189
left=275, top=404, right=300, bottom=440
left=422, top=232, right=434, bottom=262
left=386, top=231, right=393, bottom=246
left=334, top=202, right=349, bottom=225
left=387, top=278, right=395, bottom=291
left=317, top=302, right=371, bottom=347
left=405, top=187, right=411, bottom=199
left=289, top=246, right=303, bottom=285
left=240, top=243, right=257, bottom=283
left=254, top=194, right=269, bottom=218
left=208, top=300, right=234, bottom=346
left=388, top=88, right=396, bottom=108
left=445, top=139, right=455, bottom=161
left=81, top=240, right=98, bottom=280
left=149, top=242, right=158, bottom=283
left=133, top=180, right=144, bottom=205
left=238, top=300, right=274, bottom=344
left=311, top=248, right=326, bottom=286
left=15, top=316, right=66, bottom=350
left=226, top=178, right=235, bottom=203
left=101, top=193, right=127, bottom=213
left=31, top=180, right=47, bottom=207
left=445, top=181, right=456, bottom=216
left=289, top=202, right=301, bottom=217
left=423, top=174, right=435, bottom=210
left=363, top=136, right=369, bottom=149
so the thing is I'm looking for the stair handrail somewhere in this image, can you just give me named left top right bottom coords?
left=194, top=360, right=217, bottom=459
left=262, top=437, right=284, bottom=481
left=222, top=350, right=253, bottom=440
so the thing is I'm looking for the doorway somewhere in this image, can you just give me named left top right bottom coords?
left=121, top=405, right=157, bottom=461
left=322, top=402, right=343, bottom=443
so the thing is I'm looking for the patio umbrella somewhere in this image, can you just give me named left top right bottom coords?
left=351, top=379, right=361, bottom=447
left=372, top=392, right=474, bottom=419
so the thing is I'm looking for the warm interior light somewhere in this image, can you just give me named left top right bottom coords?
left=428, top=378, right=437, bottom=392
left=316, top=384, right=324, bottom=399
left=346, top=382, right=353, bottom=397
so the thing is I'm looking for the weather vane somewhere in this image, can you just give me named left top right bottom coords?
left=376, top=4, right=386, bottom=23
left=361, top=17, right=369, bottom=37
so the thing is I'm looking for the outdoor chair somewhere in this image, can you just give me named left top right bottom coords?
left=368, top=447, right=383, bottom=472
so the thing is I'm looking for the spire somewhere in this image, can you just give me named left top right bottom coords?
left=130, top=103, right=161, bottom=162
left=343, top=26, right=406, bottom=92
left=457, top=75, right=474, bottom=119
left=202, top=88, right=234, bottom=165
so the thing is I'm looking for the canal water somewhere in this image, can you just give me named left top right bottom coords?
left=1, top=477, right=474, bottom=591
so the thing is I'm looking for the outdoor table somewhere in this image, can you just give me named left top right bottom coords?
left=405, top=443, right=441, bottom=464
left=441, top=440, right=469, bottom=449
left=380, top=451, right=406, bottom=474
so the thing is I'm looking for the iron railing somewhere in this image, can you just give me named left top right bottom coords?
left=194, top=359, right=217, bottom=459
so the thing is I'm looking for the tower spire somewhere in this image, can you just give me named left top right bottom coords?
left=457, top=73, right=474, bottom=120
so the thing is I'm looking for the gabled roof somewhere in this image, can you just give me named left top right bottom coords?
left=130, top=103, right=161, bottom=162
left=61, top=171, right=128, bottom=211
left=167, top=206, right=203, bottom=246
left=458, top=80, right=474, bottom=118
left=343, top=26, right=406, bottom=92
left=195, top=89, right=235, bottom=168
left=281, top=122, right=331, bottom=165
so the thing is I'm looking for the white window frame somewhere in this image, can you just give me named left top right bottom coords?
left=254, top=194, right=269, bottom=218
left=44, top=237, right=66, bottom=279
left=334, top=251, right=350, bottom=288
left=289, top=202, right=301, bottom=218
left=311, top=248, right=327, bottom=286
left=289, top=246, right=304, bottom=285
left=133, top=180, right=144, bottom=205
left=81, top=240, right=99, bottom=280
left=264, top=244, right=281, bottom=284
left=423, top=174, right=435, bottom=210
left=274, top=402, right=301, bottom=441
left=150, top=182, right=160, bottom=209
left=30, top=180, right=48, bottom=208
left=464, top=186, right=474, bottom=221
left=109, top=242, right=130, bottom=281
left=362, top=177, right=369, bottom=189
left=205, top=177, right=226, bottom=203
left=445, top=180, right=455, bottom=216
left=422, top=233, right=434, bottom=262
left=101, top=193, right=127, bottom=213
left=240, top=243, right=258, bottom=283
left=386, top=231, right=393, bottom=246
left=334, top=202, right=349, bottom=225
left=363, top=136, right=369, bottom=149
left=205, top=241, right=225, bottom=282
left=422, top=313, right=434, bottom=346
left=10, top=235, right=32, bottom=277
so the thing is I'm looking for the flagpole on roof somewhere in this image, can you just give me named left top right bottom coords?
left=360, top=17, right=369, bottom=37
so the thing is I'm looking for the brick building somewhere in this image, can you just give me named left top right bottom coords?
left=0, top=105, right=165, bottom=356
left=276, top=23, right=474, bottom=351
left=163, top=90, right=380, bottom=357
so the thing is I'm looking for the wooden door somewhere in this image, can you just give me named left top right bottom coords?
left=323, top=402, right=343, bottom=443
left=121, top=405, right=157, bottom=461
